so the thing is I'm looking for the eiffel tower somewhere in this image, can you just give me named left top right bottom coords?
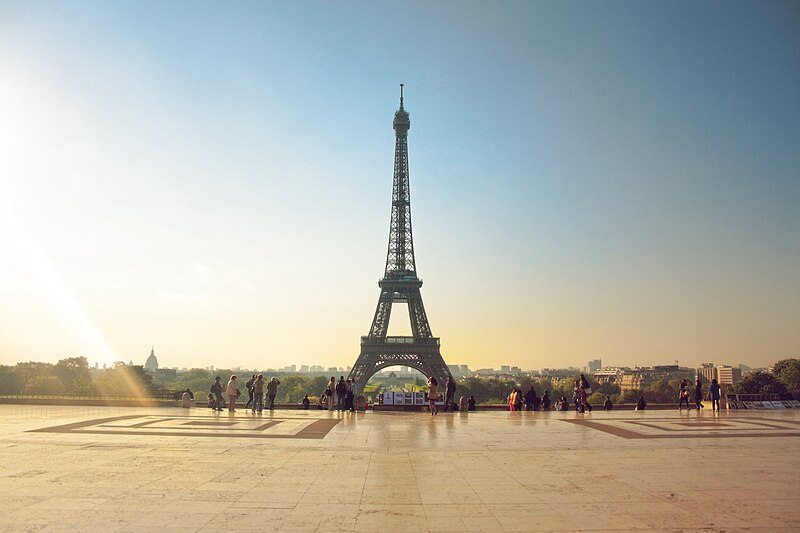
left=349, top=85, right=452, bottom=394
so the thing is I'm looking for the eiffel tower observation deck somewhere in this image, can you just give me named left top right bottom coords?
left=349, top=86, right=452, bottom=394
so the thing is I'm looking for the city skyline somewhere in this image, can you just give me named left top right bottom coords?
left=1, top=2, right=799, bottom=371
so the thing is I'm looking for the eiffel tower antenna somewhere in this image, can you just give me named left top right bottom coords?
left=348, top=87, right=452, bottom=395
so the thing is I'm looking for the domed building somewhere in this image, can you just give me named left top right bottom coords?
left=145, top=346, right=158, bottom=373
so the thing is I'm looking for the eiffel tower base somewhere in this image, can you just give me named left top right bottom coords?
left=349, top=337, right=451, bottom=396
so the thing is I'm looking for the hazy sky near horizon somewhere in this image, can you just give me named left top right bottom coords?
left=1, top=1, right=798, bottom=371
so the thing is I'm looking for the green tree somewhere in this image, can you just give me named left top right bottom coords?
left=54, top=356, right=92, bottom=390
left=733, top=372, right=787, bottom=395
left=772, top=359, right=800, bottom=396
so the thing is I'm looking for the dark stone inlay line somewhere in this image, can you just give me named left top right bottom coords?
left=181, top=421, right=239, bottom=426
left=564, top=419, right=800, bottom=439
left=28, top=416, right=340, bottom=439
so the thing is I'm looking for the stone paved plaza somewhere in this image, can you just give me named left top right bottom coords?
left=1, top=405, right=799, bottom=532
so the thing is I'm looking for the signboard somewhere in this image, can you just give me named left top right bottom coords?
left=383, top=392, right=394, bottom=405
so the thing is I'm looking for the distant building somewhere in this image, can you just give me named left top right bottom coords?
left=500, top=365, right=511, bottom=373
left=717, top=365, right=741, bottom=385
left=587, top=359, right=602, bottom=373
left=145, top=347, right=158, bottom=372
left=697, top=363, right=717, bottom=383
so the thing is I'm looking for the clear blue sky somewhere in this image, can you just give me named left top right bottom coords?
left=1, top=1, right=798, bottom=370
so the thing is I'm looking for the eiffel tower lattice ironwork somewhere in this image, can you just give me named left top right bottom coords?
left=349, top=85, right=452, bottom=394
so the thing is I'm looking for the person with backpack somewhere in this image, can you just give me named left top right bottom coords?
left=210, top=376, right=223, bottom=411
left=244, top=374, right=256, bottom=409
left=266, top=377, right=280, bottom=410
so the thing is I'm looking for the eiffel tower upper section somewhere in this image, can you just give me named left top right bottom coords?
left=384, top=83, right=417, bottom=280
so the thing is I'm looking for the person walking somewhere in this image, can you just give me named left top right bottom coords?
left=244, top=374, right=256, bottom=409
left=252, top=375, right=265, bottom=413
left=326, top=377, right=336, bottom=411
left=444, top=376, right=457, bottom=412
left=710, top=378, right=721, bottom=412
left=694, top=378, right=704, bottom=410
left=211, top=376, right=223, bottom=411
left=427, top=376, right=439, bottom=415
left=226, top=375, right=238, bottom=412
left=266, top=377, right=280, bottom=410
left=336, top=376, right=347, bottom=410
left=679, top=379, right=690, bottom=410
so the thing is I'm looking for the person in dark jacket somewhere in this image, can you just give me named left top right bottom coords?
left=603, top=396, right=613, bottom=410
left=524, top=387, right=538, bottom=411
left=636, top=396, right=647, bottom=410
left=694, top=378, right=704, bottom=410
left=710, top=378, right=721, bottom=412
left=541, top=390, right=551, bottom=411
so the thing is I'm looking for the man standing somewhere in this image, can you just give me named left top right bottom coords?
left=244, top=374, right=256, bottom=409
left=336, top=376, right=347, bottom=410
left=524, top=386, right=538, bottom=411
left=266, top=377, right=280, bottom=410
left=252, top=375, right=265, bottom=413
left=211, top=376, right=223, bottom=411
left=444, top=376, right=457, bottom=412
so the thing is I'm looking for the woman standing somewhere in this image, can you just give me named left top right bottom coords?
left=226, top=375, right=238, bottom=412
left=710, top=378, right=721, bottom=412
left=678, top=379, right=690, bottom=410
left=427, top=376, right=439, bottom=416
left=326, top=377, right=337, bottom=411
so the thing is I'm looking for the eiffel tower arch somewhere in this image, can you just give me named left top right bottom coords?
left=349, top=86, right=452, bottom=394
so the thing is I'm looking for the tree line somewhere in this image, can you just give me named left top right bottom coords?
left=1, top=357, right=797, bottom=404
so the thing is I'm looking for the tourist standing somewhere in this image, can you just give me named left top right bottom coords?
left=345, top=378, right=355, bottom=412
left=603, top=396, right=613, bottom=410
left=679, top=379, right=690, bottom=410
left=302, top=394, right=310, bottom=410
left=252, top=375, right=265, bottom=413
left=694, top=378, right=704, bottom=410
left=524, top=386, right=538, bottom=411
left=244, top=374, right=256, bottom=409
left=427, top=376, right=439, bottom=415
left=541, top=390, right=551, bottom=411
left=211, top=376, right=223, bottom=411
left=336, top=376, right=347, bottom=410
left=710, top=378, right=721, bottom=412
left=468, top=395, right=476, bottom=411
left=226, top=375, right=238, bottom=412
left=266, top=377, right=280, bottom=410
left=444, top=376, right=457, bottom=412
left=327, top=377, right=337, bottom=411
left=636, top=396, right=647, bottom=410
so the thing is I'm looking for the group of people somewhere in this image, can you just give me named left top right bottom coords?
left=507, top=374, right=596, bottom=413
left=208, top=375, right=281, bottom=413
left=321, top=376, right=356, bottom=412
left=679, top=377, right=722, bottom=411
